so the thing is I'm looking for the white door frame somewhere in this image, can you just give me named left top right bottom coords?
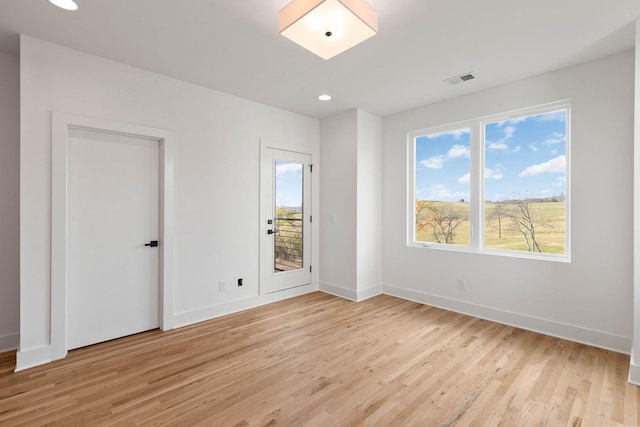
left=51, top=112, right=174, bottom=361
left=259, top=139, right=319, bottom=295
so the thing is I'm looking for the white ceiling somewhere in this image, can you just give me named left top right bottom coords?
left=0, top=0, right=639, bottom=119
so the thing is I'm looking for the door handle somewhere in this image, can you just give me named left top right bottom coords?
left=145, top=240, right=158, bottom=247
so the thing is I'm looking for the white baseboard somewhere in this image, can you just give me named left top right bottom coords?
left=319, top=281, right=357, bottom=301
left=383, top=283, right=631, bottom=355
left=173, top=283, right=318, bottom=328
left=0, top=332, right=19, bottom=353
left=319, top=281, right=382, bottom=302
left=629, top=350, right=640, bottom=385
left=357, top=284, right=382, bottom=301
left=15, top=345, right=53, bottom=372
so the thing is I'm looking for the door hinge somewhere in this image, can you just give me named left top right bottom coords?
left=310, top=215, right=312, bottom=223
left=309, top=164, right=313, bottom=173
left=310, top=265, right=312, bottom=273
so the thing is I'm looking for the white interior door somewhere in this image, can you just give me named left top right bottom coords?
left=261, top=147, right=312, bottom=293
left=67, top=128, right=160, bottom=350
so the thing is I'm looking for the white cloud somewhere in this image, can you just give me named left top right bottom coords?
left=426, top=128, right=470, bottom=140
left=458, top=168, right=502, bottom=184
left=488, top=142, right=509, bottom=151
left=487, top=124, right=518, bottom=152
left=544, top=132, right=565, bottom=146
left=534, top=111, right=566, bottom=122
left=275, top=163, right=302, bottom=176
left=448, top=144, right=470, bottom=158
left=485, top=168, right=503, bottom=180
left=451, top=129, right=470, bottom=139
left=419, top=143, right=469, bottom=169
left=420, top=155, right=445, bottom=169
left=425, top=184, right=468, bottom=200
left=519, top=155, right=566, bottom=177
left=529, top=144, right=538, bottom=152
left=552, top=175, right=566, bottom=188
left=496, top=117, right=526, bottom=128
left=503, top=125, right=516, bottom=139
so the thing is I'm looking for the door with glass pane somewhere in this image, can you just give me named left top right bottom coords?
left=261, top=146, right=312, bottom=293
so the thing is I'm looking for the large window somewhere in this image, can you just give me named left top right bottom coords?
left=409, top=101, right=570, bottom=260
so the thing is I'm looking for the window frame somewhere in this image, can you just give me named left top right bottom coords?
left=408, top=120, right=475, bottom=250
left=407, top=100, right=571, bottom=262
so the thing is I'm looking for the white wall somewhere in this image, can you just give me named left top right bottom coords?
left=382, top=50, right=634, bottom=353
left=356, top=110, right=382, bottom=298
left=19, top=36, right=319, bottom=368
left=319, top=110, right=358, bottom=296
left=319, top=109, right=382, bottom=301
left=0, top=51, right=20, bottom=352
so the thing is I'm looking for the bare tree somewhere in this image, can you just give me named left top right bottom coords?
left=486, top=203, right=504, bottom=239
left=416, top=200, right=466, bottom=244
left=501, top=197, right=550, bottom=252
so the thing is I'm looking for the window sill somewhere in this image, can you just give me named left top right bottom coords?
left=408, top=242, right=571, bottom=263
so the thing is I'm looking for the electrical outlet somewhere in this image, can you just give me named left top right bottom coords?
left=237, top=278, right=243, bottom=287
left=457, top=279, right=465, bottom=290
left=219, top=280, right=227, bottom=292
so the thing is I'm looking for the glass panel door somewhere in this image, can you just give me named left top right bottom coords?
left=261, top=147, right=311, bottom=293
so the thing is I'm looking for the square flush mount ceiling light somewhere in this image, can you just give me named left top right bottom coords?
left=279, top=0, right=378, bottom=60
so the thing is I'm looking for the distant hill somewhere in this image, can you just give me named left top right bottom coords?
left=278, top=206, right=302, bottom=212
left=486, top=195, right=565, bottom=204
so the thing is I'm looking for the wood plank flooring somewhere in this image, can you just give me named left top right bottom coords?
left=1, top=292, right=638, bottom=426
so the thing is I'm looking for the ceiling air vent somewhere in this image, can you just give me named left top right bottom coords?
left=444, top=72, right=475, bottom=86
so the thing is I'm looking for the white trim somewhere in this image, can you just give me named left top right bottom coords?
left=0, top=333, right=19, bottom=352
left=259, top=139, right=319, bottom=295
left=629, top=349, right=640, bottom=385
left=319, top=281, right=382, bottom=302
left=357, top=284, right=383, bottom=301
left=407, top=121, right=474, bottom=248
left=383, top=283, right=631, bottom=355
left=319, top=281, right=358, bottom=301
left=173, top=284, right=317, bottom=328
left=15, top=345, right=52, bottom=372
left=632, top=18, right=640, bottom=387
left=41, top=112, right=174, bottom=367
left=160, top=132, right=175, bottom=331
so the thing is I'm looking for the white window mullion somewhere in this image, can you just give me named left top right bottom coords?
left=470, top=122, right=482, bottom=251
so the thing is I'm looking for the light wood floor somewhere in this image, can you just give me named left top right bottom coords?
left=1, top=292, right=638, bottom=426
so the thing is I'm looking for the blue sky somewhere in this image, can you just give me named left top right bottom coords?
left=415, top=110, right=567, bottom=202
left=275, top=160, right=303, bottom=208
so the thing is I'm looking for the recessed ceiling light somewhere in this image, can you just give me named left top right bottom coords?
left=48, top=0, right=78, bottom=11
left=318, top=94, right=332, bottom=101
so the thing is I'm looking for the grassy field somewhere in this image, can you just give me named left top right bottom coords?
left=415, top=200, right=566, bottom=254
